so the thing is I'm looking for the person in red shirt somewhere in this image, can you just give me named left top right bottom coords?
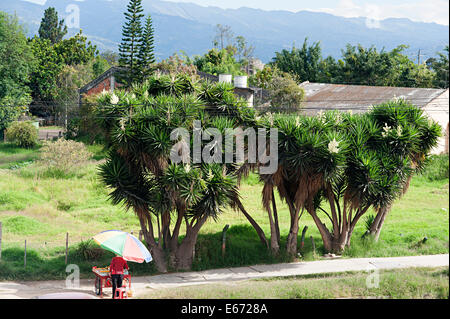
left=110, top=255, right=129, bottom=298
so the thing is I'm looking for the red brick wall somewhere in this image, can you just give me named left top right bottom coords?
left=85, top=77, right=122, bottom=96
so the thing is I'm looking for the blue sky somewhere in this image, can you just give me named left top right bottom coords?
left=22, top=0, right=449, bottom=25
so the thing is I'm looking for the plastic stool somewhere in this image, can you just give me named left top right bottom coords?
left=114, top=287, right=128, bottom=299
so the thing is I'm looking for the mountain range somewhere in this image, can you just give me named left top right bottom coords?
left=1, top=0, right=448, bottom=63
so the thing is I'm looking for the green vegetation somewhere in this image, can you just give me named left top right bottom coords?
left=38, top=7, right=67, bottom=45
left=94, top=73, right=255, bottom=272
left=421, top=154, right=449, bottom=181
left=5, top=121, right=39, bottom=148
left=0, top=142, right=447, bottom=280
left=0, top=12, right=34, bottom=136
left=0, top=142, right=40, bottom=169
left=117, top=0, right=156, bottom=86
left=0, top=0, right=448, bottom=289
left=270, top=39, right=448, bottom=89
left=139, top=267, right=449, bottom=299
left=192, top=47, right=246, bottom=76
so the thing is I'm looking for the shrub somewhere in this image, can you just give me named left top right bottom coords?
left=267, top=73, right=305, bottom=112
left=39, top=138, right=92, bottom=173
left=67, top=93, right=106, bottom=144
left=75, top=239, right=104, bottom=260
left=421, top=154, right=449, bottom=181
left=5, top=121, right=38, bottom=148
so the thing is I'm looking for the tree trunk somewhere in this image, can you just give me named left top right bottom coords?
left=331, top=232, right=348, bottom=253
left=286, top=216, right=300, bottom=255
left=272, top=190, right=281, bottom=244
left=173, top=215, right=208, bottom=271
left=161, top=211, right=171, bottom=249
left=149, top=244, right=168, bottom=273
left=138, top=219, right=168, bottom=273
left=266, top=204, right=280, bottom=255
left=174, top=234, right=197, bottom=271
left=369, top=206, right=390, bottom=241
left=306, top=204, right=333, bottom=253
left=236, top=200, right=269, bottom=249
left=136, top=207, right=169, bottom=273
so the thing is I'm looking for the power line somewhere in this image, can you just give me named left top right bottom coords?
left=1, top=95, right=448, bottom=106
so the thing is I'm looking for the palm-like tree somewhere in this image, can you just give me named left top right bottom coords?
left=365, top=99, right=441, bottom=241
left=254, top=101, right=440, bottom=255
left=96, top=74, right=260, bottom=271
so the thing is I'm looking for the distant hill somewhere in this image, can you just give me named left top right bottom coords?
left=1, top=0, right=448, bottom=63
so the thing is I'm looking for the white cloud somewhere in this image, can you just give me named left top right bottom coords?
left=310, top=0, right=449, bottom=26
left=21, top=0, right=47, bottom=5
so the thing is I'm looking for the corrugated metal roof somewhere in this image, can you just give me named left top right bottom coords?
left=300, top=82, right=448, bottom=115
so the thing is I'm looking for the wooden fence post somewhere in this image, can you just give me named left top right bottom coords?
left=310, top=236, right=316, bottom=257
left=65, top=232, right=69, bottom=265
left=24, top=240, right=27, bottom=269
left=300, top=226, right=308, bottom=251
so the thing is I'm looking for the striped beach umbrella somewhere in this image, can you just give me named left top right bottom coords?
left=92, top=230, right=152, bottom=263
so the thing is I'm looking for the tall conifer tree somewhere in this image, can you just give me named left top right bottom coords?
left=38, top=7, right=67, bottom=44
left=137, top=15, right=156, bottom=82
left=118, top=0, right=144, bottom=86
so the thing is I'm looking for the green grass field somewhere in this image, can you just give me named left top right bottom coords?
left=0, top=143, right=448, bottom=280
left=138, top=267, right=449, bottom=299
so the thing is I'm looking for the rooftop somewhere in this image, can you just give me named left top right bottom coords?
left=300, top=82, right=448, bottom=114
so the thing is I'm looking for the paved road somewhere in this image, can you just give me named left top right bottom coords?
left=38, top=129, right=64, bottom=140
left=0, top=254, right=448, bottom=299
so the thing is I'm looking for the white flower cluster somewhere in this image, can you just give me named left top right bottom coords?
left=328, top=138, right=340, bottom=154
left=382, top=123, right=403, bottom=138
left=267, top=112, right=274, bottom=126
left=317, top=110, right=326, bottom=123
left=110, top=93, right=119, bottom=105
left=119, top=118, right=126, bottom=131
left=207, top=168, right=214, bottom=181
left=381, top=123, right=392, bottom=138
left=396, top=125, right=403, bottom=137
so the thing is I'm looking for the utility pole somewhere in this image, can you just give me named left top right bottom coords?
left=417, top=49, right=425, bottom=64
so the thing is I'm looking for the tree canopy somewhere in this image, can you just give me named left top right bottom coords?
left=38, top=7, right=67, bottom=44
left=0, top=12, right=34, bottom=132
left=270, top=38, right=448, bottom=89
left=95, top=73, right=255, bottom=272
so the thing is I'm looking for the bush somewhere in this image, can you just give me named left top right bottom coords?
left=75, top=239, right=104, bottom=261
left=39, top=138, right=92, bottom=173
left=5, top=121, right=38, bottom=148
left=268, top=74, right=305, bottom=111
left=421, top=154, right=449, bottom=181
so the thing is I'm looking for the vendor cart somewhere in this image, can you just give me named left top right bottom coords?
left=92, top=266, right=131, bottom=297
